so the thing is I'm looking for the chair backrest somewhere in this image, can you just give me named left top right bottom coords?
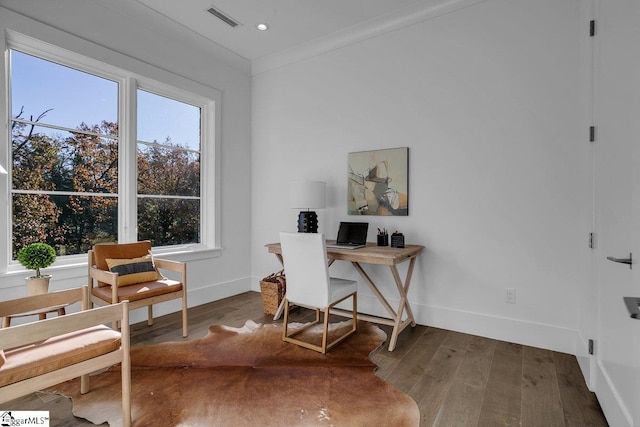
left=279, top=232, right=330, bottom=308
left=92, top=241, right=152, bottom=271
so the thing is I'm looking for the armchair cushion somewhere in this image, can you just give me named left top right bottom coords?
left=0, top=325, right=121, bottom=387
left=93, top=241, right=159, bottom=287
left=106, top=255, right=163, bottom=287
left=91, top=278, right=183, bottom=303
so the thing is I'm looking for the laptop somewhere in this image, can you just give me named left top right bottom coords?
left=326, top=222, right=369, bottom=249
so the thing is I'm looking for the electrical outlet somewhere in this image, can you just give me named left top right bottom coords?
left=505, top=288, right=516, bottom=304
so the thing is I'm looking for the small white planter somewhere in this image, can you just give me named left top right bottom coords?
left=25, top=276, right=51, bottom=296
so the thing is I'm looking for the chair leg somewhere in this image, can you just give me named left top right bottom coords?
left=282, top=294, right=358, bottom=354
left=147, top=305, right=153, bottom=326
left=324, top=292, right=358, bottom=353
left=182, top=294, right=188, bottom=338
left=121, top=349, right=132, bottom=426
left=282, top=299, right=291, bottom=341
left=121, top=304, right=132, bottom=427
left=352, top=293, right=358, bottom=332
left=80, top=374, right=89, bottom=394
left=321, top=308, right=330, bottom=354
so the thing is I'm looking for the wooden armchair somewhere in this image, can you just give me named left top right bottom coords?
left=88, top=241, right=188, bottom=337
left=0, top=286, right=131, bottom=426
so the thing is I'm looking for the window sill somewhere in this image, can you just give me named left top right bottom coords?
left=1, top=245, right=222, bottom=280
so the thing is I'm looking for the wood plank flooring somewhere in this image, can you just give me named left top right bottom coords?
left=1, top=291, right=608, bottom=426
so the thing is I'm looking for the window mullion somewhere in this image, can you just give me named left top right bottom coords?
left=120, top=76, right=137, bottom=243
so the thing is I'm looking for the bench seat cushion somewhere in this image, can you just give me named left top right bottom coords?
left=91, top=279, right=183, bottom=303
left=0, top=325, right=121, bottom=387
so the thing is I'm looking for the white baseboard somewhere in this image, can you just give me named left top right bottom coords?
left=250, top=278, right=580, bottom=354
left=593, top=360, right=634, bottom=427
left=350, top=293, right=578, bottom=354
left=575, top=330, right=595, bottom=391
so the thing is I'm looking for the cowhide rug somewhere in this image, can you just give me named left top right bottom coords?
left=47, top=320, right=419, bottom=426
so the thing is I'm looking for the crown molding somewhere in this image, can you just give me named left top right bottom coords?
left=251, top=0, right=488, bottom=76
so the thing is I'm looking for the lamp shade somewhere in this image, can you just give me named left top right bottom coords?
left=289, top=181, right=326, bottom=209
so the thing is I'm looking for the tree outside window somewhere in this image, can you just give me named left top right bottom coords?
left=9, top=49, right=203, bottom=259
left=137, top=90, right=201, bottom=246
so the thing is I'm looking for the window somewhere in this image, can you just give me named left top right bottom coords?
left=10, top=50, right=119, bottom=258
left=137, top=90, right=201, bottom=245
left=7, top=42, right=214, bottom=262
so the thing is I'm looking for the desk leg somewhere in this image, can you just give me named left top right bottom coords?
left=352, top=257, right=417, bottom=352
left=351, top=262, right=397, bottom=319
left=388, top=256, right=417, bottom=351
left=274, top=299, right=285, bottom=320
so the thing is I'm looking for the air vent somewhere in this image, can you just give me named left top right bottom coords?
left=206, top=6, right=241, bottom=28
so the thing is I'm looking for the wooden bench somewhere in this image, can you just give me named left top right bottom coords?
left=0, top=286, right=131, bottom=426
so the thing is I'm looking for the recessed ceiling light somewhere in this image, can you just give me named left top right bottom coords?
left=256, top=23, right=269, bottom=31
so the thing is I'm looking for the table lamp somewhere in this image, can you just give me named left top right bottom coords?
left=290, top=180, right=326, bottom=233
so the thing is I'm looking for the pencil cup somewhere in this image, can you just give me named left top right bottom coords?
left=377, top=234, right=389, bottom=246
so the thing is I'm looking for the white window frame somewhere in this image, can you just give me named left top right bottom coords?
left=130, top=81, right=212, bottom=248
left=1, top=31, right=221, bottom=274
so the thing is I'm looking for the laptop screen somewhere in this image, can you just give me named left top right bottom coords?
left=336, top=222, right=369, bottom=245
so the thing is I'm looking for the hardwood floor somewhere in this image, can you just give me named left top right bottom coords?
left=1, top=291, right=608, bottom=426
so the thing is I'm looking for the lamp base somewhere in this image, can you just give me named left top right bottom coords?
left=297, top=211, right=318, bottom=233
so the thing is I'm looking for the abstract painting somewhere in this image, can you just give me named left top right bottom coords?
left=348, top=147, right=408, bottom=216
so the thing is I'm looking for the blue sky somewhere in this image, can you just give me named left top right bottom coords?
left=11, top=50, right=200, bottom=151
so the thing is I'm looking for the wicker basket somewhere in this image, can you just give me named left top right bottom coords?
left=260, top=270, right=286, bottom=315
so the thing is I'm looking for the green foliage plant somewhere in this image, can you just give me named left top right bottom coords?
left=17, top=243, right=56, bottom=278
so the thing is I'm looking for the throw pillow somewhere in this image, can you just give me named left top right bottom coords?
left=105, top=254, right=163, bottom=287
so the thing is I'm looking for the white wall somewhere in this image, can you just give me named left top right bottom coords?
left=0, top=1, right=253, bottom=323
left=251, top=0, right=591, bottom=354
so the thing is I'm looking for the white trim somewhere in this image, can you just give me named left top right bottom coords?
left=11, top=118, right=117, bottom=139
left=0, top=29, right=10, bottom=274
left=251, top=278, right=581, bottom=355
left=251, top=0, right=489, bottom=76
left=594, top=359, right=634, bottom=427
left=3, top=27, right=222, bottom=271
left=121, top=76, right=136, bottom=242
left=1, top=245, right=223, bottom=279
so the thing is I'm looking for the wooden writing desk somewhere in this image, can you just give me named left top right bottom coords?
left=265, top=242, right=424, bottom=351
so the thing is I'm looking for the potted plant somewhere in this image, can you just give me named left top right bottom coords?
left=17, top=243, right=57, bottom=295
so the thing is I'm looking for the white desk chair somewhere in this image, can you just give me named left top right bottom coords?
left=279, top=232, right=357, bottom=353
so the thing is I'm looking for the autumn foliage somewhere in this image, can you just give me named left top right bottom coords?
left=11, top=112, right=200, bottom=258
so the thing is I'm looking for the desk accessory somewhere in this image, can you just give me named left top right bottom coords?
left=390, top=232, right=405, bottom=248
left=377, top=228, right=389, bottom=246
left=290, top=180, right=326, bottom=233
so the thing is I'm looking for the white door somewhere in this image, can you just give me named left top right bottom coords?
left=592, top=1, right=640, bottom=425
left=594, top=112, right=640, bottom=427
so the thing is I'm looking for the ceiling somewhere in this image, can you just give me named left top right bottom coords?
left=133, top=0, right=432, bottom=61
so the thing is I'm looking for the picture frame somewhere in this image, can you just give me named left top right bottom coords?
left=348, top=147, right=408, bottom=216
